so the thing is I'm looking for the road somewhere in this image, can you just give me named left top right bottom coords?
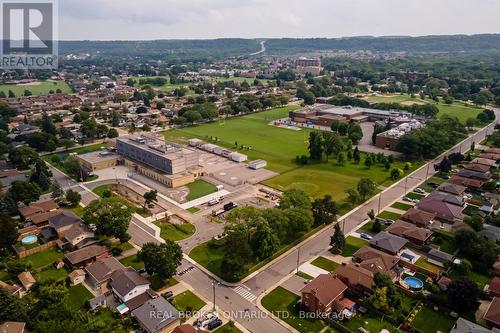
left=249, top=40, right=266, bottom=56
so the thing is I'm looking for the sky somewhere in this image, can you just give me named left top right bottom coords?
left=58, top=0, right=500, bottom=40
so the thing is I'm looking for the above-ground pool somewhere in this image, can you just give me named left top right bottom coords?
left=404, top=276, right=424, bottom=291
left=21, top=235, right=38, bottom=245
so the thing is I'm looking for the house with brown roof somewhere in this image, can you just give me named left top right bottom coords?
left=449, top=175, right=484, bottom=191
left=0, top=169, right=28, bottom=189
left=369, top=231, right=409, bottom=255
left=0, top=280, right=23, bottom=298
left=437, top=183, right=467, bottom=196
left=85, top=257, right=125, bottom=291
left=300, top=274, right=352, bottom=314
left=484, top=297, right=500, bottom=328
left=489, top=277, right=500, bottom=298
left=173, top=324, right=208, bottom=333
left=19, top=199, right=59, bottom=220
left=426, top=191, right=465, bottom=207
left=465, top=163, right=492, bottom=173
left=480, top=153, right=500, bottom=161
left=472, top=158, right=497, bottom=168
left=0, top=322, right=26, bottom=333
left=64, top=245, right=109, bottom=268
left=69, top=269, right=86, bottom=285
left=352, top=246, right=401, bottom=280
left=386, top=220, right=433, bottom=247
left=17, top=271, right=35, bottom=291
left=484, top=148, right=500, bottom=155
left=401, top=208, right=435, bottom=228
left=416, top=198, right=464, bottom=224
left=457, top=169, right=490, bottom=181
left=334, top=263, right=374, bottom=293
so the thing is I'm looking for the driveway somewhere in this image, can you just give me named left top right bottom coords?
left=281, top=275, right=307, bottom=296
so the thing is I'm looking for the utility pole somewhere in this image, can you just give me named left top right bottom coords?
left=404, top=176, right=408, bottom=194
left=377, top=194, right=382, bottom=214
left=211, top=280, right=220, bottom=311
left=296, top=246, right=301, bottom=274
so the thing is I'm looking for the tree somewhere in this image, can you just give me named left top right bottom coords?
left=346, top=188, right=360, bottom=205
left=357, top=178, right=377, bottom=200
left=353, top=146, right=361, bottom=164
left=82, top=197, right=133, bottom=243
left=80, top=118, right=98, bottom=138
left=107, top=128, right=119, bottom=138
left=435, top=156, right=452, bottom=173
left=0, top=215, right=18, bottom=249
left=347, top=123, right=363, bottom=144
left=372, top=219, right=383, bottom=233
left=447, top=278, right=480, bottom=313
left=138, top=241, right=183, bottom=279
left=364, top=155, right=373, bottom=168
left=143, top=190, right=158, bottom=210
left=30, top=158, right=52, bottom=191
left=41, top=114, right=57, bottom=135
left=0, top=288, right=27, bottom=323
left=390, top=168, right=403, bottom=180
left=322, top=132, right=342, bottom=160
left=65, top=189, right=81, bottom=208
left=308, top=131, right=324, bottom=161
left=8, top=146, right=38, bottom=169
left=312, top=195, right=338, bottom=226
left=51, top=180, right=64, bottom=199
left=330, top=223, right=345, bottom=253
left=9, top=180, right=41, bottom=205
left=251, top=221, right=280, bottom=260
left=64, top=156, right=82, bottom=181
left=465, top=118, right=476, bottom=130
left=370, top=286, right=392, bottom=313
left=279, top=189, right=311, bottom=210
left=337, top=152, right=345, bottom=166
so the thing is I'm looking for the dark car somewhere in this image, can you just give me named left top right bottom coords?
left=207, top=318, right=223, bottom=330
left=163, top=291, right=173, bottom=299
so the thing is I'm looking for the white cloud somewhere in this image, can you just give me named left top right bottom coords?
left=58, top=0, right=500, bottom=40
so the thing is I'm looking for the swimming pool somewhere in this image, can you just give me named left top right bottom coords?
left=404, top=276, right=424, bottom=290
left=21, top=235, right=38, bottom=245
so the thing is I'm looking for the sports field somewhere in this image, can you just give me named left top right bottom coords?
left=364, top=93, right=482, bottom=124
left=163, top=106, right=420, bottom=202
left=0, top=80, right=71, bottom=96
left=131, top=76, right=194, bottom=93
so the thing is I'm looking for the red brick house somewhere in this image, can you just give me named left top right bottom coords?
left=300, top=274, right=351, bottom=314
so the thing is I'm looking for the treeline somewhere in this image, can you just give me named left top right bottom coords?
left=396, top=116, right=467, bottom=160
left=217, top=189, right=338, bottom=282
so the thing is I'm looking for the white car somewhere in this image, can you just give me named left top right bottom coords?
left=360, top=233, right=373, bottom=240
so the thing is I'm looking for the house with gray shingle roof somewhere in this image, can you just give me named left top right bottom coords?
left=132, top=297, right=181, bottom=333
left=369, top=231, right=408, bottom=255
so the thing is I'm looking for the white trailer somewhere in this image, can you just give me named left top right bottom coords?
left=229, top=152, right=248, bottom=162
left=248, top=159, right=267, bottom=170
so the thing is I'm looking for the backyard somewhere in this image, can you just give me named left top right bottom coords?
left=213, top=322, right=243, bottom=333
left=164, top=106, right=421, bottom=203
left=119, top=254, right=144, bottom=270
left=411, top=305, right=455, bottom=333
left=20, top=247, right=64, bottom=270
left=66, top=284, right=93, bottom=310
left=172, top=290, right=206, bottom=313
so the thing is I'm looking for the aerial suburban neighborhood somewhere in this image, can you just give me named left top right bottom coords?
left=1, top=1, right=500, bottom=333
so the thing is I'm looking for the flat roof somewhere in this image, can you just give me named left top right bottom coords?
left=117, top=134, right=197, bottom=160
left=78, top=150, right=119, bottom=163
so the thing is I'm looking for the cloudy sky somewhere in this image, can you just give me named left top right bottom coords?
left=59, top=0, right=500, bottom=40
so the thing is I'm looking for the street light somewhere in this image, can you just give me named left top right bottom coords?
left=212, top=280, right=220, bottom=311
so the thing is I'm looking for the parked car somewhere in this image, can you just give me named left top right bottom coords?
left=207, top=318, right=223, bottom=330
left=402, top=196, right=413, bottom=202
left=414, top=188, right=425, bottom=194
left=360, top=233, right=372, bottom=240
left=384, top=220, right=395, bottom=226
left=163, top=291, right=173, bottom=299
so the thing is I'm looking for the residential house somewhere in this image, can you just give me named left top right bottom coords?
left=300, top=274, right=351, bottom=314
left=465, top=163, right=492, bottom=173
left=85, top=257, right=125, bottom=291
left=352, top=246, right=401, bottom=280
left=19, top=199, right=59, bottom=220
left=110, top=268, right=150, bottom=304
left=132, top=297, right=181, bottom=333
left=17, top=271, right=35, bottom=291
left=46, top=210, right=96, bottom=249
left=472, top=158, right=497, bottom=168
left=489, top=277, right=500, bottom=298
left=425, top=191, right=465, bottom=207
left=484, top=297, right=500, bottom=328
left=479, top=153, right=500, bottom=161
left=480, top=225, right=500, bottom=244
left=334, top=263, right=374, bottom=293
left=369, top=231, right=408, bottom=255
left=12, top=123, right=40, bottom=136
left=427, top=248, right=455, bottom=268
left=416, top=198, right=464, bottom=224
left=385, top=220, right=433, bottom=247
left=64, top=245, right=109, bottom=268
left=0, top=169, right=28, bottom=189
left=69, top=269, right=86, bottom=285
left=484, top=148, right=500, bottom=155
left=0, top=280, right=23, bottom=298
left=449, top=175, right=484, bottom=191
left=450, top=317, right=497, bottom=333
left=494, top=259, right=500, bottom=276
left=457, top=169, right=490, bottom=181
left=437, top=183, right=467, bottom=196
left=401, top=208, right=435, bottom=228
left=0, top=322, right=26, bottom=333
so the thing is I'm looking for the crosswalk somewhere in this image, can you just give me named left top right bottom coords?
left=233, top=285, right=257, bottom=302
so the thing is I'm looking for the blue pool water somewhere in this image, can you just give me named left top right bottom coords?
left=21, top=235, right=37, bottom=245
left=404, top=276, right=424, bottom=290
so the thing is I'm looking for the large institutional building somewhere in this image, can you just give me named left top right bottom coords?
left=295, top=57, right=322, bottom=76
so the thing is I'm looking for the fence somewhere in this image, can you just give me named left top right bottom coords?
left=17, top=240, right=57, bottom=259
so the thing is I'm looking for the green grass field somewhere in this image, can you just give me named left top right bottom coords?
left=154, top=221, right=196, bottom=241
left=376, top=211, right=402, bottom=220
left=172, top=290, right=206, bottom=312
left=213, top=322, right=243, bottom=333
left=119, top=254, right=144, bottom=270
left=20, top=247, right=64, bottom=270
left=130, top=76, right=194, bottom=93
left=261, top=286, right=327, bottom=333
left=164, top=106, right=421, bottom=202
left=0, top=80, right=71, bottom=96
left=341, top=236, right=369, bottom=257
left=36, top=267, right=69, bottom=283
left=390, top=202, right=414, bottom=211
left=365, top=93, right=482, bottom=124
left=310, top=256, right=339, bottom=272
left=186, top=179, right=218, bottom=201
left=411, top=306, right=455, bottom=333
left=66, top=284, right=93, bottom=310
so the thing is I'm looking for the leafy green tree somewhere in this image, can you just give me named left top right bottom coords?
left=65, top=189, right=81, bottom=207
left=330, top=223, right=345, bottom=252
left=345, top=188, right=360, bottom=205
left=353, top=146, right=361, bottom=164
left=357, top=178, right=377, bottom=200
left=8, top=146, right=38, bottom=169
left=308, top=131, right=324, bottom=161
left=279, top=189, right=311, bottom=210
left=390, top=168, right=403, bottom=180
left=9, top=180, right=41, bottom=205
left=447, top=278, right=479, bottom=313
left=143, top=190, right=158, bottom=210
left=312, top=195, right=338, bottom=226
left=64, top=156, right=82, bottom=180
left=138, top=241, right=183, bottom=279
left=51, top=180, right=64, bottom=199
left=107, top=128, right=119, bottom=138
left=0, top=215, right=18, bottom=249
left=251, top=221, right=280, bottom=260
left=0, top=288, right=27, bottom=323
left=82, top=197, right=133, bottom=243
left=41, top=114, right=57, bottom=135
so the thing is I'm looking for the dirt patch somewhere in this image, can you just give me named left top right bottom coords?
left=401, top=100, right=425, bottom=106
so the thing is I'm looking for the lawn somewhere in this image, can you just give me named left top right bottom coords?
left=66, top=284, right=93, bottom=310
left=154, top=220, right=196, bottom=241
left=296, top=271, right=314, bottom=280
left=0, top=80, right=71, bottom=96
left=377, top=211, right=402, bottom=221
left=186, top=180, right=218, bottom=201
left=119, top=254, right=144, bottom=270
left=131, top=76, right=195, bottom=93
left=414, top=257, right=442, bottom=275
left=390, top=202, right=413, bottom=211
left=187, top=207, right=200, bottom=213
left=20, top=247, right=64, bottom=270
left=261, top=286, right=326, bottom=333
left=411, top=306, right=455, bottom=333
left=340, top=311, right=400, bottom=333
left=189, top=239, right=226, bottom=278
left=310, top=256, right=339, bottom=272
left=68, top=204, right=85, bottom=217
left=341, top=236, right=369, bottom=257
left=92, top=184, right=151, bottom=217
left=213, top=322, right=243, bottom=333
left=359, top=221, right=387, bottom=233
left=365, top=93, right=482, bottom=125
left=172, top=290, right=206, bottom=313
left=36, top=267, right=69, bottom=283
left=164, top=106, right=420, bottom=202
left=406, top=192, right=425, bottom=200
